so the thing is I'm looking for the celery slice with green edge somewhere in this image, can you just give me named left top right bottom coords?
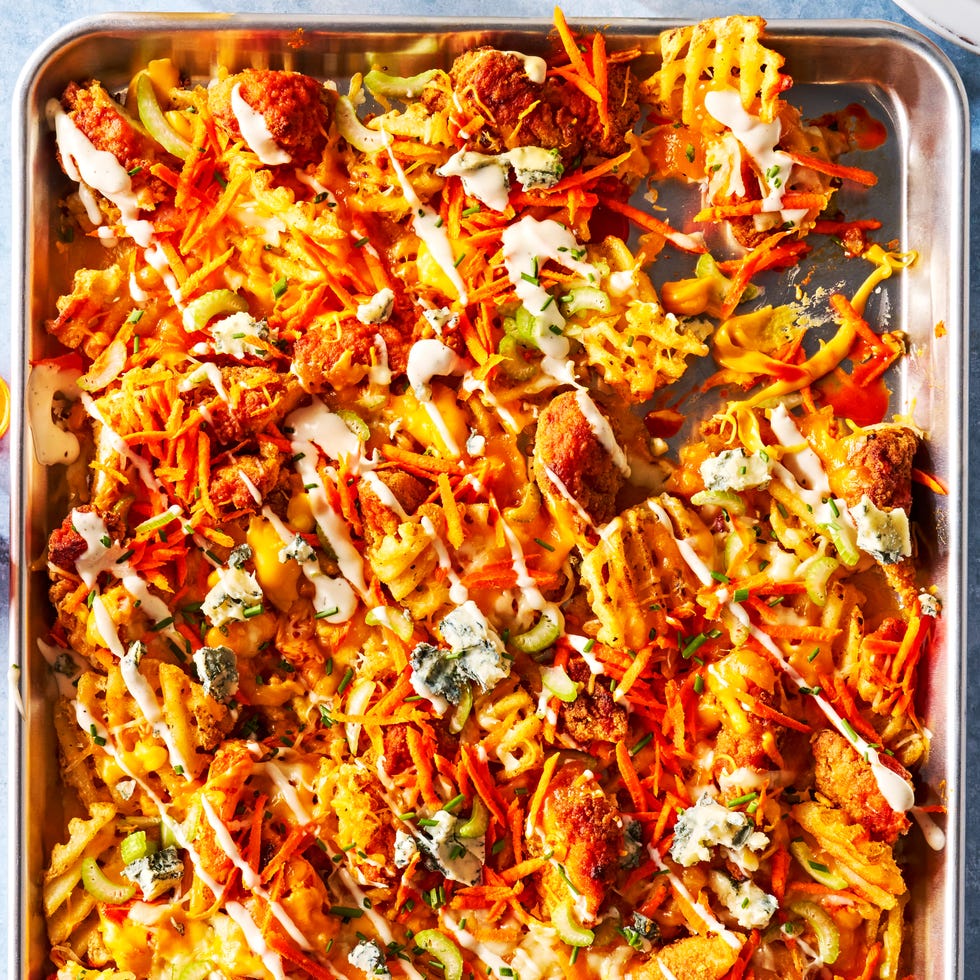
left=363, top=69, right=440, bottom=100
left=498, top=334, right=537, bottom=381
left=178, top=962, right=218, bottom=980
left=785, top=900, right=841, bottom=964
left=801, top=555, right=840, bottom=606
left=449, top=682, right=473, bottom=734
left=414, top=929, right=464, bottom=980
left=788, top=839, right=849, bottom=890
left=336, top=408, right=370, bottom=442
left=551, top=898, right=595, bottom=947
left=120, top=829, right=157, bottom=865
left=457, top=798, right=488, bottom=839
left=691, top=489, right=746, bottom=515
left=561, top=286, right=611, bottom=316
left=335, top=96, right=391, bottom=153
left=135, top=72, right=193, bottom=160
left=181, top=289, right=249, bottom=333
left=540, top=664, right=579, bottom=703
left=80, top=856, right=135, bottom=905
left=510, top=604, right=563, bottom=653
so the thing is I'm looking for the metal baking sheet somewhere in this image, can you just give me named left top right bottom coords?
left=9, top=14, right=968, bottom=980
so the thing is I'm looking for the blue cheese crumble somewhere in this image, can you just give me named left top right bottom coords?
left=850, top=494, right=912, bottom=564
left=409, top=601, right=510, bottom=706
left=202, top=565, right=264, bottom=627
left=709, top=870, right=777, bottom=930
left=348, top=939, right=391, bottom=980
left=192, top=644, right=239, bottom=702
left=122, top=846, right=184, bottom=901
left=416, top=810, right=485, bottom=885
left=210, top=311, right=275, bottom=359
left=670, top=793, right=769, bottom=871
left=279, top=533, right=317, bottom=565
left=393, top=829, right=419, bottom=869
left=700, top=448, right=773, bottom=492
left=356, top=288, right=395, bottom=325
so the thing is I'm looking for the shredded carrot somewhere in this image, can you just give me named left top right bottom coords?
left=616, top=739, right=648, bottom=812
left=525, top=752, right=560, bottom=835
left=437, top=472, right=465, bottom=548
left=405, top=725, right=441, bottom=809
left=381, top=444, right=462, bottom=473
left=785, top=150, right=878, bottom=187
left=459, top=743, right=509, bottom=828
left=912, top=467, right=949, bottom=495
left=603, top=197, right=706, bottom=252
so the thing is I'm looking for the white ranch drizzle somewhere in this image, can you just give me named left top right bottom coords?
left=46, top=99, right=155, bottom=247
left=500, top=215, right=597, bottom=383
left=406, top=338, right=467, bottom=457
left=574, top=390, right=630, bottom=477
left=286, top=407, right=369, bottom=600
left=69, top=703, right=289, bottom=979
left=231, top=83, right=291, bottom=166
left=542, top=465, right=596, bottom=529
left=385, top=145, right=468, bottom=303
left=441, top=913, right=513, bottom=974
left=647, top=845, right=742, bottom=951
left=180, top=361, right=230, bottom=403
left=369, top=334, right=392, bottom=386
left=200, top=796, right=312, bottom=948
left=70, top=508, right=123, bottom=586
left=255, top=757, right=315, bottom=825
left=657, top=961, right=681, bottom=980
left=911, top=806, right=947, bottom=851
left=27, top=361, right=82, bottom=466
left=703, top=88, right=801, bottom=222
left=420, top=514, right=469, bottom=604
left=646, top=497, right=916, bottom=813
left=461, top=372, right=520, bottom=434
left=360, top=470, right=410, bottom=521
left=36, top=639, right=83, bottom=697
left=143, top=243, right=183, bottom=305
left=261, top=502, right=358, bottom=624
left=502, top=51, right=548, bottom=84
left=497, top=515, right=548, bottom=614
left=80, top=392, right=168, bottom=505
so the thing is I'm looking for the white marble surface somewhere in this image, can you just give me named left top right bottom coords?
left=1, top=0, right=977, bottom=973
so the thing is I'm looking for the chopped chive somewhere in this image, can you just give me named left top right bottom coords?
left=808, top=647, right=820, bottom=662
left=710, top=571, right=729, bottom=584
left=337, top=667, right=354, bottom=695
left=354, top=236, right=369, bottom=247
left=733, top=587, right=750, bottom=603
left=315, top=607, right=340, bottom=619
left=520, top=272, right=539, bottom=286
left=453, top=252, right=466, bottom=268
left=533, top=537, right=555, bottom=552
left=329, top=906, right=364, bottom=919
left=462, top=204, right=481, bottom=216
left=150, top=616, right=174, bottom=632
left=808, top=859, right=831, bottom=874
left=243, top=604, right=264, bottom=619
left=693, top=674, right=704, bottom=695
left=840, top=719, right=858, bottom=743
left=399, top=811, right=416, bottom=821
left=442, top=793, right=466, bottom=813
left=630, top=732, right=653, bottom=756
left=492, top=838, right=507, bottom=854
left=829, top=498, right=840, bottom=518
left=116, top=549, right=134, bottom=564
left=583, top=639, right=595, bottom=653
left=727, top=791, right=758, bottom=808
left=681, top=633, right=708, bottom=658
left=126, top=309, right=144, bottom=325
left=272, top=276, right=288, bottom=298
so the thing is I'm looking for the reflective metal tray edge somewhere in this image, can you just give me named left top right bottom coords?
left=9, top=14, right=968, bottom=980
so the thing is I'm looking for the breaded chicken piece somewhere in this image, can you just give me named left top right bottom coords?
left=59, top=80, right=173, bottom=208
left=433, top=47, right=639, bottom=165
left=292, top=315, right=412, bottom=392
left=533, top=390, right=632, bottom=526
left=210, top=440, right=285, bottom=513
left=539, top=762, right=623, bottom=922
left=198, top=366, right=306, bottom=446
left=48, top=507, right=125, bottom=576
left=208, top=69, right=331, bottom=168
left=634, top=935, right=741, bottom=980
left=835, top=425, right=919, bottom=514
left=560, top=657, right=628, bottom=743
left=359, top=469, right=431, bottom=542
left=812, top=728, right=911, bottom=843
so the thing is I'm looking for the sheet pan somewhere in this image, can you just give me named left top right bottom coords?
left=9, top=14, right=968, bottom=980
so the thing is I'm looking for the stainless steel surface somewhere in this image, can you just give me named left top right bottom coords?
left=9, top=14, right=968, bottom=979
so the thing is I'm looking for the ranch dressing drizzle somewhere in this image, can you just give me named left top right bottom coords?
left=27, top=361, right=82, bottom=466
left=80, top=392, right=168, bottom=505
left=259, top=500, right=358, bottom=624
left=200, top=797, right=312, bottom=948
left=72, top=700, right=288, bottom=979
left=46, top=99, right=155, bottom=247
left=543, top=465, right=596, bottom=529
left=442, top=913, right=513, bottom=973
left=407, top=338, right=467, bottom=457
left=335, top=867, right=427, bottom=980
left=703, top=88, right=798, bottom=219
left=501, top=215, right=597, bottom=384
left=575, top=390, right=630, bottom=476
left=231, top=83, right=292, bottom=166
left=420, top=514, right=469, bottom=605
left=385, top=144, right=469, bottom=304
left=497, top=515, right=548, bottom=613
left=646, top=498, right=916, bottom=814
left=285, top=404, right=369, bottom=599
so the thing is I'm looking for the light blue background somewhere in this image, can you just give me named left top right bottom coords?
left=2, top=0, right=976, bottom=973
